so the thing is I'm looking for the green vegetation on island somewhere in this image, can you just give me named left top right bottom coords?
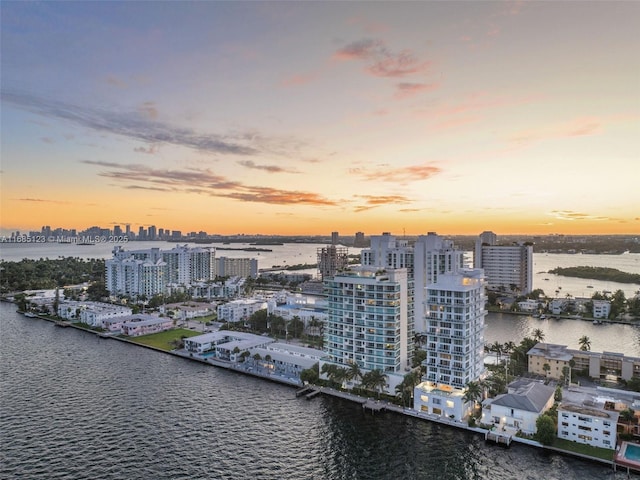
left=0, top=257, right=106, bottom=293
left=548, top=266, right=640, bottom=284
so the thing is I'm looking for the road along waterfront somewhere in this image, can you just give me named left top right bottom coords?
left=1, top=302, right=632, bottom=480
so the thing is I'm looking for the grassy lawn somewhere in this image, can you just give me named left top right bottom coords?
left=552, top=438, right=615, bottom=461
left=128, top=328, right=201, bottom=351
left=190, top=314, right=217, bottom=323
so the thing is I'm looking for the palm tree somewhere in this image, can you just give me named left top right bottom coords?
left=532, top=328, right=546, bottom=343
left=332, top=367, right=349, bottom=389
left=503, top=341, right=516, bottom=357
left=490, top=341, right=504, bottom=364
left=395, top=371, right=421, bottom=407
left=264, top=354, right=273, bottom=371
left=463, top=381, right=483, bottom=419
left=346, top=361, right=363, bottom=387
left=362, top=369, right=388, bottom=398
left=578, top=335, right=591, bottom=351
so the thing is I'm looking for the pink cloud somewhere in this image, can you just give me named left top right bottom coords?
left=281, top=73, right=316, bottom=87
left=333, top=38, right=431, bottom=78
left=394, top=82, right=440, bottom=99
left=509, top=116, right=605, bottom=146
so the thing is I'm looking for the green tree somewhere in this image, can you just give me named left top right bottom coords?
left=412, top=348, right=427, bottom=369
left=554, top=385, right=562, bottom=402
left=345, top=361, right=363, bottom=386
left=535, top=415, right=556, bottom=446
left=578, top=335, right=591, bottom=351
left=620, top=408, right=636, bottom=435
left=463, top=381, right=483, bottom=411
left=532, top=329, right=546, bottom=343
left=543, top=363, right=551, bottom=377
left=362, top=369, right=388, bottom=397
left=300, top=363, right=319, bottom=384
left=395, top=371, right=421, bottom=407
left=288, top=316, right=305, bottom=339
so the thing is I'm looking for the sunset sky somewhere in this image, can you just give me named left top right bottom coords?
left=1, top=1, right=639, bottom=236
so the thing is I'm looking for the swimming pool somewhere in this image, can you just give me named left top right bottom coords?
left=623, top=443, right=640, bottom=461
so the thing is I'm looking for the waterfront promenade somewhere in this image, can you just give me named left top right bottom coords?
left=13, top=309, right=624, bottom=474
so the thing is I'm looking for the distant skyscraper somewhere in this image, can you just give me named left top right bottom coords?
left=474, top=231, right=533, bottom=294
left=317, top=245, right=349, bottom=280
left=331, top=231, right=339, bottom=245
left=113, top=225, right=122, bottom=237
left=148, top=225, right=157, bottom=240
left=354, top=231, right=366, bottom=247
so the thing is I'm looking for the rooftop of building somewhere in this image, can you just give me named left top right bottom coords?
left=488, top=380, right=555, bottom=413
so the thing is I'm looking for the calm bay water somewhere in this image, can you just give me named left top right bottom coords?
left=0, top=302, right=631, bottom=480
left=1, top=242, right=638, bottom=298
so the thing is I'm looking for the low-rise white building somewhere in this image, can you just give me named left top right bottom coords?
left=558, top=403, right=618, bottom=449
left=413, top=382, right=468, bottom=421
left=183, top=331, right=274, bottom=359
left=217, top=298, right=267, bottom=323
left=593, top=300, right=611, bottom=319
left=160, top=302, right=213, bottom=321
left=250, top=343, right=325, bottom=377
left=482, top=380, right=555, bottom=435
left=57, top=300, right=132, bottom=327
left=267, top=293, right=327, bottom=326
left=120, top=315, right=174, bottom=336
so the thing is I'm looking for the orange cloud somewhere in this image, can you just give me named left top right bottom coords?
left=351, top=162, right=441, bottom=183
left=353, top=194, right=411, bottom=212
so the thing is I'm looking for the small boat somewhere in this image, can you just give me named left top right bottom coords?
left=587, top=285, right=594, bottom=288
left=24, top=312, right=37, bottom=318
left=540, top=314, right=546, bottom=320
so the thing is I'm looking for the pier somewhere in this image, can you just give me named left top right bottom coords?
left=485, top=430, right=512, bottom=447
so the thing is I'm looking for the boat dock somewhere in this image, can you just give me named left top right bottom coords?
left=485, top=430, right=512, bottom=447
left=363, top=400, right=386, bottom=413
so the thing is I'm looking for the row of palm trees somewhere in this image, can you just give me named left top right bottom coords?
left=485, top=329, right=592, bottom=361
left=320, top=362, right=389, bottom=397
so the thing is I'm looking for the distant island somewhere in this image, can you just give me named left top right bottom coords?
left=549, top=266, right=640, bottom=284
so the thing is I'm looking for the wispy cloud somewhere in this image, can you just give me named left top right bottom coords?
left=281, top=72, right=316, bottom=87
left=134, top=145, right=159, bottom=155
left=17, top=198, right=69, bottom=204
left=394, top=82, right=439, bottom=99
left=1, top=91, right=262, bottom=156
left=510, top=116, right=604, bottom=146
left=82, top=161, right=335, bottom=206
left=333, top=38, right=431, bottom=78
left=351, top=162, right=441, bottom=183
left=353, top=194, right=411, bottom=212
left=237, top=160, right=299, bottom=174
left=549, top=210, right=610, bottom=221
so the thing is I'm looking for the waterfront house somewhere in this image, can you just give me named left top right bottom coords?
left=558, top=403, right=618, bottom=449
left=57, top=300, right=132, bottom=327
left=482, top=380, right=555, bottom=435
left=593, top=300, right=611, bottom=319
left=183, top=331, right=273, bottom=358
left=120, top=316, right=174, bottom=336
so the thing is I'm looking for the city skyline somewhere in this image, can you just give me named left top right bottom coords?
left=1, top=2, right=639, bottom=236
